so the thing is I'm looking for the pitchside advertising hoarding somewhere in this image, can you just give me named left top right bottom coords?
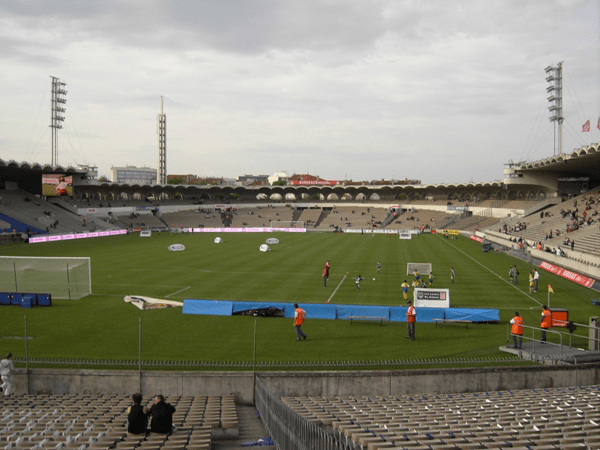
left=414, top=288, right=450, bottom=308
left=29, top=227, right=305, bottom=243
left=540, top=261, right=595, bottom=288
left=29, top=230, right=127, bottom=243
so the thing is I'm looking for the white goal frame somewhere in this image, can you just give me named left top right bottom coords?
left=407, top=262, right=432, bottom=276
left=0, top=256, right=92, bottom=299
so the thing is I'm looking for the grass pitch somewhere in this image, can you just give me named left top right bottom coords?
left=0, top=232, right=595, bottom=367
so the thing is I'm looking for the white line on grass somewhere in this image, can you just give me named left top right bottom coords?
left=165, top=286, right=191, bottom=298
left=326, top=275, right=347, bottom=304
left=442, top=237, right=543, bottom=307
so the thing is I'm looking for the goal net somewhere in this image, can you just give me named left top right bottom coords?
left=407, top=262, right=432, bottom=276
left=0, top=256, right=91, bottom=299
left=270, top=221, right=304, bottom=229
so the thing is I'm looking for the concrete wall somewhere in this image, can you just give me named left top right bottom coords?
left=9, top=364, right=599, bottom=404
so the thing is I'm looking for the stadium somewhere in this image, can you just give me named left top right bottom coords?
left=1, top=136, right=600, bottom=449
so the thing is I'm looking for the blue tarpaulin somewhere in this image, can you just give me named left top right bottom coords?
left=445, top=308, right=500, bottom=322
left=336, top=305, right=389, bottom=320
left=183, top=299, right=499, bottom=323
left=390, top=307, right=444, bottom=323
left=182, top=300, right=233, bottom=316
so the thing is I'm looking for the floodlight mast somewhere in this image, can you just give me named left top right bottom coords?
left=157, top=96, right=167, bottom=185
left=545, top=62, right=563, bottom=157
left=50, top=76, right=67, bottom=166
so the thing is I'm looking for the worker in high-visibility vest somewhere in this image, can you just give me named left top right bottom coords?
left=406, top=301, right=416, bottom=341
left=540, top=305, right=552, bottom=342
left=293, top=303, right=307, bottom=341
left=510, top=312, right=524, bottom=349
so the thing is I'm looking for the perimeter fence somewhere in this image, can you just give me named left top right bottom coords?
left=13, top=356, right=523, bottom=371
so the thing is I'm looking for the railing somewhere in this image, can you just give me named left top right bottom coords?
left=504, top=322, right=600, bottom=362
left=14, top=356, right=523, bottom=370
left=255, top=375, right=349, bottom=450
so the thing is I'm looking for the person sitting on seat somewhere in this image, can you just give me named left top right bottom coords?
left=127, top=393, right=149, bottom=435
left=149, top=394, right=176, bottom=434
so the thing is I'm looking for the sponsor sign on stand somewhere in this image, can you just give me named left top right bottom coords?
left=168, top=244, right=185, bottom=252
left=447, top=206, right=468, bottom=212
left=414, top=288, right=450, bottom=308
left=470, top=235, right=483, bottom=243
left=539, top=261, right=595, bottom=288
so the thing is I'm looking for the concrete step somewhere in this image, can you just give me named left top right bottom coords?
left=211, top=404, right=272, bottom=449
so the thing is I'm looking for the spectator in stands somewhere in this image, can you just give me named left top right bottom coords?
left=127, top=393, right=149, bottom=435
left=149, top=394, right=176, bottom=434
left=510, top=312, right=524, bottom=349
left=0, top=352, right=15, bottom=396
left=406, top=300, right=416, bottom=341
left=293, top=303, right=307, bottom=341
left=540, top=305, right=552, bottom=342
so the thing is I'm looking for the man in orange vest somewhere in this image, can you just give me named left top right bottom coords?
left=406, top=300, right=416, bottom=341
left=540, top=305, right=552, bottom=342
left=293, top=303, right=307, bottom=341
left=510, top=311, right=524, bottom=349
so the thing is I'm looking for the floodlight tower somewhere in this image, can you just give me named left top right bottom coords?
left=545, top=62, right=564, bottom=156
left=50, top=76, right=67, bottom=166
left=157, top=96, right=167, bottom=185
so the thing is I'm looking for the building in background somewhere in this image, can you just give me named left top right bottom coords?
left=268, top=171, right=290, bottom=185
left=110, top=166, right=157, bottom=185
left=236, top=174, right=270, bottom=186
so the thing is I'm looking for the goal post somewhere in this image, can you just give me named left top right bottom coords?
left=407, top=262, right=432, bottom=276
left=270, top=221, right=304, bottom=229
left=0, top=256, right=91, bottom=299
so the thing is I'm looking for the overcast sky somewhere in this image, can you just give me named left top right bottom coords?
left=1, top=0, right=599, bottom=184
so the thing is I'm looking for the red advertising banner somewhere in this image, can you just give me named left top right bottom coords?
left=470, top=235, right=483, bottom=243
left=539, top=261, right=595, bottom=288
left=291, top=180, right=338, bottom=186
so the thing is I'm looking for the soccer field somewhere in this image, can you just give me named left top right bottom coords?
left=0, top=232, right=595, bottom=367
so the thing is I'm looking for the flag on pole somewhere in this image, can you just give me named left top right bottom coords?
left=548, top=284, right=554, bottom=294
left=582, top=120, right=590, bottom=132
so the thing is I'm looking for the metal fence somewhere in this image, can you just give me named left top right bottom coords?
left=14, top=356, right=522, bottom=370
left=255, top=375, right=350, bottom=450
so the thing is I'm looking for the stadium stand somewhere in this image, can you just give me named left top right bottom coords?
left=282, top=385, right=600, bottom=449
left=486, top=191, right=600, bottom=253
left=388, top=209, right=454, bottom=230
left=0, top=394, right=239, bottom=449
left=296, top=208, right=322, bottom=228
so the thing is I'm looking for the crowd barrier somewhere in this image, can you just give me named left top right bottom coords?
left=182, top=299, right=499, bottom=323
left=255, top=376, right=349, bottom=450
